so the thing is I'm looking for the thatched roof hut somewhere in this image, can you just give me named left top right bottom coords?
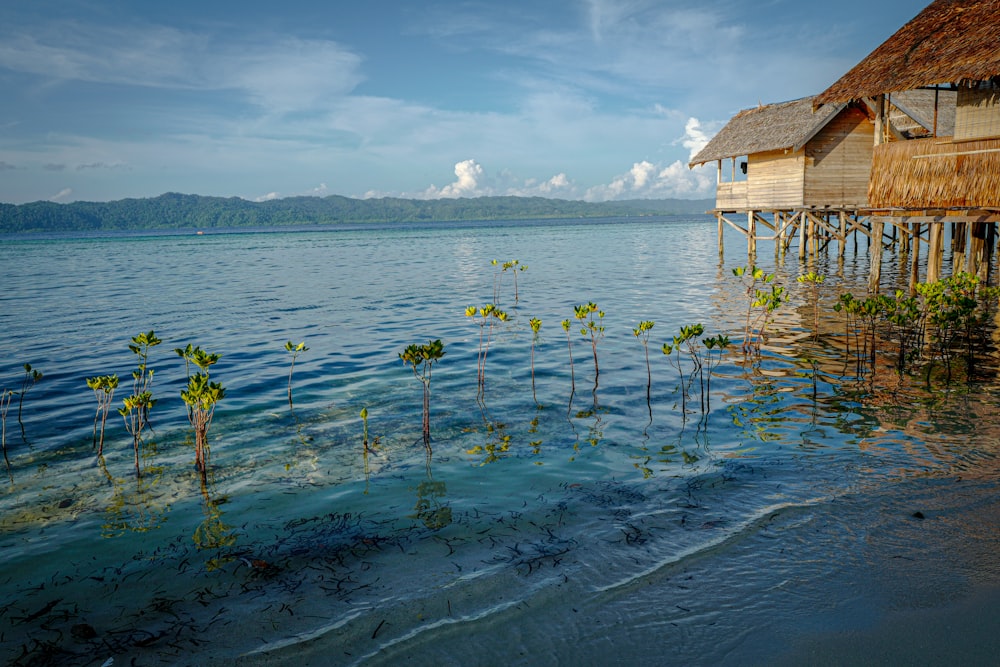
left=814, top=0, right=1000, bottom=209
left=690, top=97, right=874, bottom=211
left=814, top=0, right=1000, bottom=105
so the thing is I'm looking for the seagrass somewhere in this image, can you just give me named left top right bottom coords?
left=869, top=136, right=1000, bottom=207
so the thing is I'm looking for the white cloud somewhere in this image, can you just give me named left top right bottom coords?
left=255, top=192, right=280, bottom=202
left=50, top=188, right=72, bottom=201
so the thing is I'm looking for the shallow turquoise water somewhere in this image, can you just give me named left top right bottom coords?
left=1, top=217, right=999, bottom=665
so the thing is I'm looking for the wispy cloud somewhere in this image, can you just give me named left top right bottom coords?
left=0, top=161, right=16, bottom=171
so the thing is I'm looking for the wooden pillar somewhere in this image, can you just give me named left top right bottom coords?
left=798, top=211, right=808, bottom=260
left=970, top=222, right=987, bottom=279
left=748, top=210, right=757, bottom=258
left=953, top=221, right=968, bottom=274
left=909, top=222, right=921, bottom=294
left=717, top=213, right=724, bottom=256
left=874, top=95, right=886, bottom=146
left=869, top=218, right=884, bottom=293
left=927, top=221, right=944, bottom=284
left=900, top=221, right=910, bottom=254
left=838, top=211, right=847, bottom=259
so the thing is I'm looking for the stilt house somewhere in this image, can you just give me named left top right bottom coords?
left=689, top=97, right=874, bottom=211
left=814, top=0, right=1000, bottom=211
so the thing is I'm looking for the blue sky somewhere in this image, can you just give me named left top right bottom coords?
left=0, top=0, right=929, bottom=204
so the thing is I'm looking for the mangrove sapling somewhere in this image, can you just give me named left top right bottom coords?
left=702, top=334, right=730, bottom=412
left=834, top=293, right=880, bottom=379
left=529, top=317, right=542, bottom=406
left=876, top=290, right=923, bottom=376
left=465, top=304, right=508, bottom=393
left=662, top=324, right=704, bottom=417
left=177, top=345, right=224, bottom=472
left=16, top=363, right=42, bottom=443
left=399, top=339, right=445, bottom=449
left=561, top=319, right=576, bottom=395
left=632, top=320, right=655, bottom=405
left=283, top=341, right=309, bottom=410
left=119, top=330, right=161, bottom=477
left=86, top=374, right=120, bottom=455
left=796, top=271, right=825, bottom=340
left=574, top=302, right=605, bottom=380
left=733, top=266, right=787, bottom=354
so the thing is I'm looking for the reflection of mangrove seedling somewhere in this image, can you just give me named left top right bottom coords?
left=119, top=330, right=161, bottom=477
left=16, top=363, right=42, bottom=442
left=411, top=479, right=452, bottom=530
left=633, top=320, right=655, bottom=404
left=361, top=406, right=370, bottom=448
left=529, top=317, right=542, bottom=405
left=283, top=341, right=309, bottom=410
left=178, top=346, right=225, bottom=472
left=466, top=304, right=507, bottom=392
left=101, top=458, right=169, bottom=538
left=86, top=374, right=119, bottom=455
left=662, top=324, right=704, bottom=416
left=574, top=302, right=605, bottom=379
left=733, top=266, right=787, bottom=354
left=194, top=473, right=238, bottom=569
left=796, top=271, right=825, bottom=339
left=360, top=407, right=382, bottom=493
left=561, top=319, right=576, bottom=394
left=1, top=388, right=13, bottom=473
left=400, top=339, right=445, bottom=448
left=467, top=420, right=512, bottom=465
left=702, top=334, right=730, bottom=411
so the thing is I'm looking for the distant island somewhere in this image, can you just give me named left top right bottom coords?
left=0, top=193, right=714, bottom=234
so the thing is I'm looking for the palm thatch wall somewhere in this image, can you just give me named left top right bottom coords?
left=869, top=137, right=1000, bottom=208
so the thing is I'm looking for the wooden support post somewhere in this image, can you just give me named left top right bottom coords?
left=838, top=211, right=847, bottom=259
left=809, top=214, right=818, bottom=259
left=910, top=222, right=921, bottom=294
left=900, top=222, right=910, bottom=254
left=954, top=221, right=967, bottom=274
left=970, top=222, right=987, bottom=279
left=927, top=221, right=944, bottom=285
left=869, top=218, right=884, bottom=293
left=798, top=211, right=808, bottom=260
left=748, top=210, right=757, bottom=258
left=717, top=213, right=724, bottom=256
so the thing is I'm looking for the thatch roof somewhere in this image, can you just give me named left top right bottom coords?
left=689, top=97, right=845, bottom=167
left=815, top=0, right=1000, bottom=106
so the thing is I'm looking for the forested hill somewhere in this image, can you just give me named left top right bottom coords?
left=0, top=193, right=714, bottom=233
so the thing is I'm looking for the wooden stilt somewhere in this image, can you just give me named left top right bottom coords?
left=909, top=222, right=921, bottom=294
left=798, top=211, right=808, bottom=260
left=748, top=211, right=757, bottom=258
left=927, top=221, right=944, bottom=285
left=717, top=214, right=724, bottom=256
left=869, top=218, right=884, bottom=293
left=838, top=211, right=847, bottom=259
left=954, top=221, right=968, bottom=274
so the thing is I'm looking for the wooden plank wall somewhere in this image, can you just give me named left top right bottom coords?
left=748, top=150, right=805, bottom=209
left=803, top=107, right=873, bottom=206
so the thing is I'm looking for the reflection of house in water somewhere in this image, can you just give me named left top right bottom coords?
left=696, top=0, right=999, bottom=292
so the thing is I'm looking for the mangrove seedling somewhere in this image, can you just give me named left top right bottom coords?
left=399, top=339, right=445, bottom=448
left=16, top=363, right=42, bottom=442
left=529, top=317, right=542, bottom=406
left=283, top=341, right=309, bottom=409
left=574, top=302, right=605, bottom=379
left=796, top=271, right=825, bottom=339
left=561, top=319, right=576, bottom=394
left=702, top=334, right=730, bottom=412
left=119, top=330, right=162, bottom=477
left=465, top=304, right=507, bottom=393
left=733, top=266, right=787, bottom=354
left=86, top=374, right=120, bottom=455
left=662, top=324, right=704, bottom=416
left=633, top=320, right=655, bottom=404
left=177, top=345, right=224, bottom=472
